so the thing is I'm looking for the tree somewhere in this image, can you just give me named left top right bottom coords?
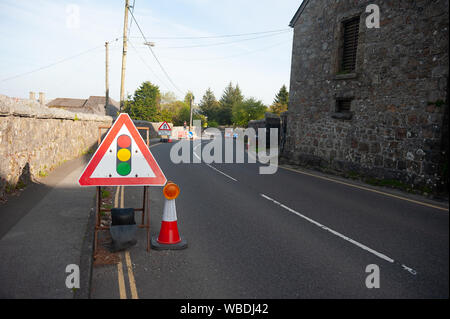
left=273, top=84, right=289, bottom=106
left=123, top=81, right=161, bottom=121
left=269, top=101, right=288, bottom=115
left=232, top=97, right=267, bottom=127
left=184, top=91, right=194, bottom=105
left=219, top=82, right=243, bottom=125
left=270, top=85, right=289, bottom=115
left=172, top=104, right=191, bottom=126
left=199, top=88, right=220, bottom=123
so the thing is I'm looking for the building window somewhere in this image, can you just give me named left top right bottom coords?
left=332, top=98, right=353, bottom=120
left=340, top=17, right=360, bottom=73
left=336, top=99, right=352, bottom=113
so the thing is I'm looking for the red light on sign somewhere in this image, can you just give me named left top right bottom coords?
left=117, top=135, right=131, bottom=148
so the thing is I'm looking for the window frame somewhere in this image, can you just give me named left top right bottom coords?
left=339, top=17, right=360, bottom=74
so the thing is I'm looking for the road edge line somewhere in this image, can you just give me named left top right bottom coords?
left=125, top=251, right=139, bottom=299
left=117, top=257, right=127, bottom=299
left=280, top=165, right=448, bottom=212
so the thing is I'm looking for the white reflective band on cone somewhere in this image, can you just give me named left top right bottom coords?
left=162, top=199, right=177, bottom=222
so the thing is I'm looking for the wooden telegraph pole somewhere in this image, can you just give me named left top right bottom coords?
left=119, top=0, right=130, bottom=112
left=105, top=41, right=109, bottom=109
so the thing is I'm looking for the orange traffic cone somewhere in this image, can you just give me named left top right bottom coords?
left=151, top=182, right=187, bottom=250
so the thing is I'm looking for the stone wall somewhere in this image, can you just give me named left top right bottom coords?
left=0, top=94, right=112, bottom=200
left=285, top=0, right=449, bottom=192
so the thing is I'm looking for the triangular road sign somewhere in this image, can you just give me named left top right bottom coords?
left=79, top=113, right=167, bottom=186
left=158, top=121, right=171, bottom=131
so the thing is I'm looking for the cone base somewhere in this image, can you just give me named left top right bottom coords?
left=151, top=236, right=187, bottom=250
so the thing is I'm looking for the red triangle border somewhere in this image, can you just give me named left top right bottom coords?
left=79, top=113, right=167, bottom=186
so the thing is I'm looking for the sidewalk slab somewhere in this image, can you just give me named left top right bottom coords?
left=0, top=157, right=95, bottom=299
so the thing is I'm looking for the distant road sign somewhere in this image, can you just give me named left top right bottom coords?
left=225, top=128, right=233, bottom=138
left=78, top=113, right=167, bottom=186
left=158, top=121, right=171, bottom=131
left=158, top=121, right=171, bottom=136
left=187, top=131, right=193, bottom=139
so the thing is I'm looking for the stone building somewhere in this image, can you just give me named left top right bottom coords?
left=283, top=0, right=449, bottom=192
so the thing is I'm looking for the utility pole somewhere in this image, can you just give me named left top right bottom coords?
left=119, top=0, right=129, bottom=112
left=189, top=95, right=193, bottom=131
left=105, top=41, right=109, bottom=110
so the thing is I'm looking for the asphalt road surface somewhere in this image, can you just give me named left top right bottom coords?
left=91, top=136, right=449, bottom=299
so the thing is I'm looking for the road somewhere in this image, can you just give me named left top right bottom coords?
left=91, top=136, right=449, bottom=299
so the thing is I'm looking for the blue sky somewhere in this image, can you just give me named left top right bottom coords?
left=0, top=0, right=301, bottom=105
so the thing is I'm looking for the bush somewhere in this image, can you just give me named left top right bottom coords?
left=207, top=120, right=219, bottom=128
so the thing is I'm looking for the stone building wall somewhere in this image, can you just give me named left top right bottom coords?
left=284, top=0, right=449, bottom=192
left=0, top=95, right=112, bottom=200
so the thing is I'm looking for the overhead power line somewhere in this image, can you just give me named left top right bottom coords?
left=0, top=38, right=120, bottom=83
left=157, top=30, right=290, bottom=49
left=160, top=39, right=289, bottom=62
left=128, top=39, right=171, bottom=91
left=128, top=7, right=184, bottom=95
left=129, top=28, right=291, bottom=40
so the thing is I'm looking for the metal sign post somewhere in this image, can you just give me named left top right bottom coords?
left=94, top=185, right=150, bottom=254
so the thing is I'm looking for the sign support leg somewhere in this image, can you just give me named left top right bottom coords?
left=144, top=186, right=150, bottom=252
left=94, top=186, right=101, bottom=257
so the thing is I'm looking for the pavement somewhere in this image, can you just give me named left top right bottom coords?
left=0, top=135, right=448, bottom=299
left=0, top=154, right=95, bottom=298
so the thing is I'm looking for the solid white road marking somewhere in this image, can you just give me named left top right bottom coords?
left=260, top=193, right=418, bottom=276
left=193, top=141, right=238, bottom=182
left=206, top=164, right=238, bottom=182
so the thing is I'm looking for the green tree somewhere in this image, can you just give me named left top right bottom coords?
left=232, top=97, right=267, bottom=127
left=171, top=103, right=206, bottom=126
left=184, top=91, right=195, bottom=105
left=199, top=88, right=220, bottom=123
left=270, top=85, right=289, bottom=115
left=172, top=104, right=191, bottom=126
left=269, top=101, right=288, bottom=115
left=273, top=84, right=289, bottom=106
left=219, top=82, right=243, bottom=125
left=123, top=81, right=161, bottom=121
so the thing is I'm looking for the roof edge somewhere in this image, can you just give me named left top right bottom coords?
left=289, top=0, right=311, bottom=27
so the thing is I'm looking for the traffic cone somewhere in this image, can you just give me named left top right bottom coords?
left=151, top=182, right=187, bottom=250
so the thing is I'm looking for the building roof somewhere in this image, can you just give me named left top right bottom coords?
left=47, top=98, right=86, bottom=108
left=289, top=0, right=311, bottom=27
left=85, top=96, right=119, bottom=109
left=47, top=96, right=119, bottom=109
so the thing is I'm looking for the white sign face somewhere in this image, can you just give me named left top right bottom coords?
left=91, top=124, right=156, bottom=178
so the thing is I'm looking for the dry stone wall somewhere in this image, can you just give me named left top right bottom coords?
left=0, top=94, right=112, bottom=200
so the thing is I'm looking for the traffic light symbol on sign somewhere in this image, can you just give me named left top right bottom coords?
left=116, top=135, right=132, bottom=176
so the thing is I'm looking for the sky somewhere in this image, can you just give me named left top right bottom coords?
left=0, top=0, right=301, bottom=106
